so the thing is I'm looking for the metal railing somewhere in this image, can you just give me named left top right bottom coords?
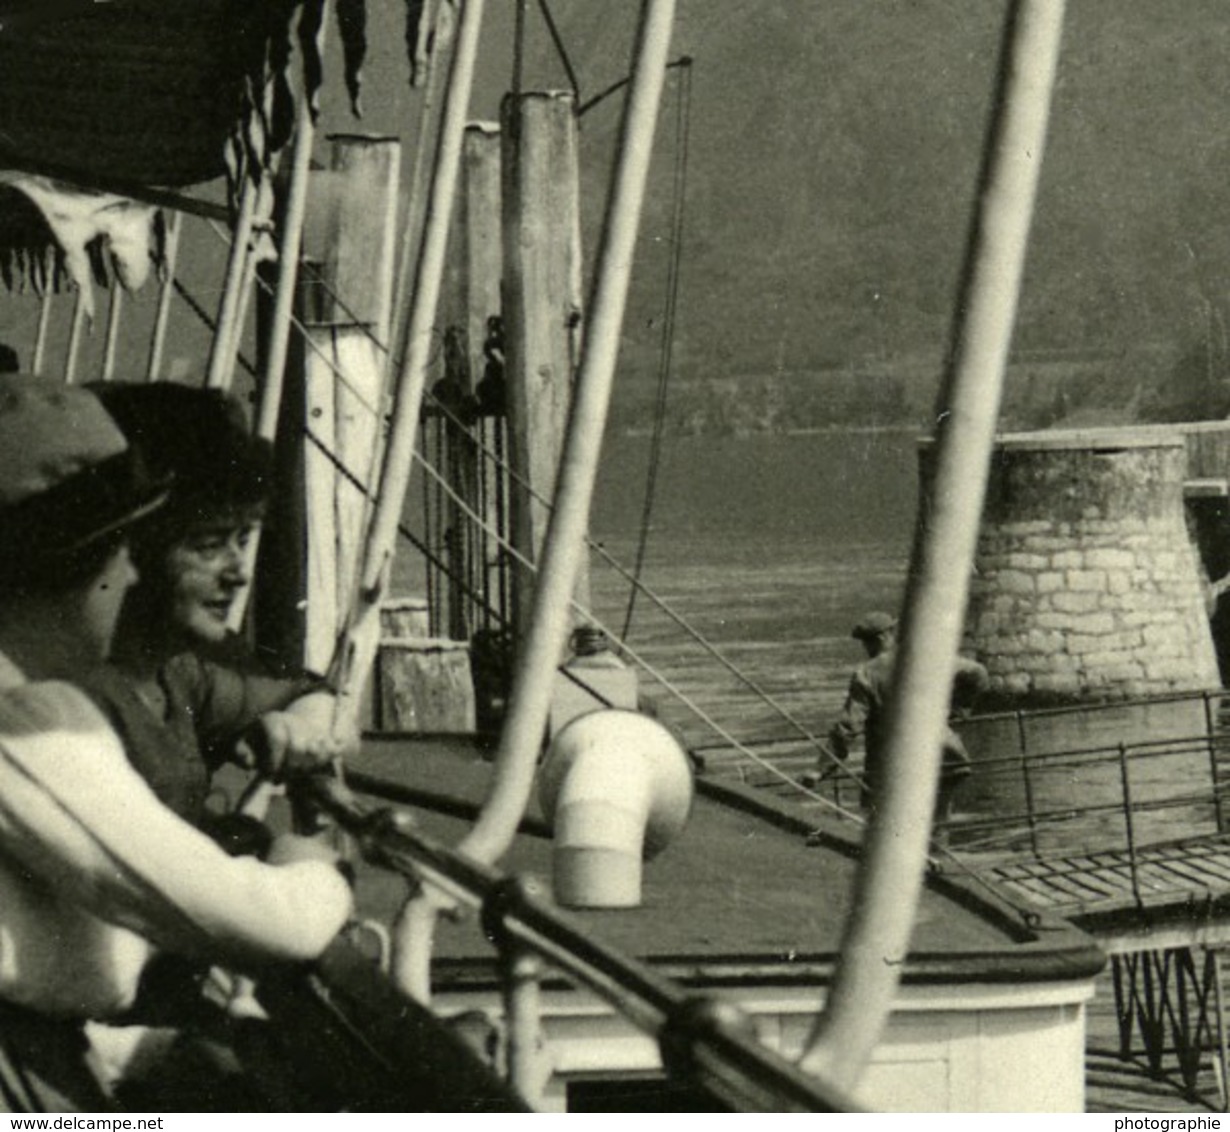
left=303, top=777, right=859, bottom=1113
left=791, top=689, right=1230, bottom=866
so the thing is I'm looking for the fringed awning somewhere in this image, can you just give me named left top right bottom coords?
left=0, top=0, right=442, bottom=190
left=0, top=0, right=449, bottom=299
left=0, top=1, right=248, bottom=188
left=0, top=176, right=163, bottom=319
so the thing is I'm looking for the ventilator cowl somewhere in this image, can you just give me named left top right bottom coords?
left=538, top=710, right=694, bottom=908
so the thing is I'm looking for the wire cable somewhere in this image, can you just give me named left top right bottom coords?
left=622, top=56, right=692, bottom=641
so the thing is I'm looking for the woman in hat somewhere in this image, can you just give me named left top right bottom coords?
left=80, top=381, right=353, bottom=830
left=0, top=375, right=352, bottom=1111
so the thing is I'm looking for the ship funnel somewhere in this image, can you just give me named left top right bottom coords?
left=538, top=709, right=694, bottom=908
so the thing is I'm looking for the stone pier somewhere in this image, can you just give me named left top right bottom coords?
left=959, top=428, right=1219, bottom=704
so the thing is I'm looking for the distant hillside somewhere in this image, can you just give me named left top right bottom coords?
left=609, top=340, right=1227, bottom=436
left=537, top=2, right=1230, bottom=422
left=11, top=2, right=1230, bottom=433
left=30, top=3, right=1218, bottom=423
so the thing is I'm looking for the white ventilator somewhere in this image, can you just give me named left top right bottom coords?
left=538, top=710, right=694, bottom=908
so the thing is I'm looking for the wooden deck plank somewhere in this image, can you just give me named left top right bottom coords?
left=995, top=876, right=1071, bottom=909
left=1179, top=850, right=1230, bottom=882
left=1031, top=857, right=1134, bottom=894
left=1133, top=860, right=1202, bottom=895
left=1159, top=859, right=1222, bottom=891
left=967, top=835, right=1230, bottom=919
left=1042, top=871, right=1127, bottom=903
left=1058, top=870, right=1132, bottom=899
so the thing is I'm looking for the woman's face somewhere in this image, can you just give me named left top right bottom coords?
left=165, top=517, right=255, bottom=644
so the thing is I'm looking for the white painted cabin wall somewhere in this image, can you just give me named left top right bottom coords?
left=438, top=977, right=1093, bottom=1113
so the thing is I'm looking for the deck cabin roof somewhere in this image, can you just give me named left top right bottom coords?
left=346, top=735, right=1105, bottom=993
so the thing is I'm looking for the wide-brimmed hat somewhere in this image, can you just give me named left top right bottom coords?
left=851, top=611, right=897, bottom=641
left=89, top=381, right=272, bottom=517
left=0, top=374, right=167, bottom=568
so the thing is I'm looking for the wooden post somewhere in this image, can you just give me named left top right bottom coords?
left=439, top=122, right=503, bottom=642
left=457, top=0, right=675, bottom=866
left=389, top=0, right=455, bottom=376
left=332, top=0, right=487, bottom=740
left=461, top=123, right=503, bottom=390
left=465, top=123, right=506, bottom=637
left=291, top=137, right=401, bottom=672
left=302, top=324, right=386, bottom=673
left=321, top=135, right=402, bottom=346
left=501, top=91, right=586, bottom=640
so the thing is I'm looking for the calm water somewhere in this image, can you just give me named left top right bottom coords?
left=588, top=429, right=920, bottom=751
left=588, top=431, right=1225, bottom=860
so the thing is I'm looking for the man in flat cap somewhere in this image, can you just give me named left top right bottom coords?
left=819, top=611, right=986, bottom=839
left=0, top=375, right=353, bottom=1111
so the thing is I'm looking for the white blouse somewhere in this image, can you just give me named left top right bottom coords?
left=0, top=667, right=352, bottom=1019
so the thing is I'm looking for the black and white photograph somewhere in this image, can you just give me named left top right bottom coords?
left=0, top=0, right=1227, bottom=1118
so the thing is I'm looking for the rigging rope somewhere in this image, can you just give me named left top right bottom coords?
left=535, top=0, right=580, bottom=103
left=203, top=187, right=860, bottom=788
left=621, top=56, right=691, bottom=642
left=578, top=55, right=692, bottom=118
left=169, top=277, right=258, bottom=378
left=208, top=218, right=858, bottom=786
left=169, top=218, right=1041, bottom=908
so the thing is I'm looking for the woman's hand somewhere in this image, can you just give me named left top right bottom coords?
left=248, top=692, right=360, bottom=778
left=266, top=831, right=344, bottom=868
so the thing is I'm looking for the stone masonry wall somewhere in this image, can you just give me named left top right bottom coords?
left=963, top=433, right=1219, bottom=704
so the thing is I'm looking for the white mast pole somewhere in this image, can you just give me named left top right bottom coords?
left=224, top=10, right=327, bottom=639
left=205, top=173, right=258, bottom=390
left=146, top=211, right=182, bottom=381
left=458, top=0, right=675, bottom=864
left=388, top=0, right=676, bottom=1001
left=254, top=67, right=321, bottom=441
left=388, top=0, right=452, bottom=374
left=799, top=0, right=1066, bottom=1091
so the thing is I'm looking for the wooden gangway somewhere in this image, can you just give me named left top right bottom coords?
left=984, top=837, right=1230, bottom=923
left=727, top=688, right=1230, bottom=1108
left=894, top=689, right=1230, bottom=1110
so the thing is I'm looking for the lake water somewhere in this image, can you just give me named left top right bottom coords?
left=587, top=429, right=1227, bottom=859
left=588, top=429, right=920, bottom=755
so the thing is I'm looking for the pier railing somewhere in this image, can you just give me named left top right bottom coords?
left=946, top=690, right=1229, bottom=860
left=757, top=688, right=1230, bottom=911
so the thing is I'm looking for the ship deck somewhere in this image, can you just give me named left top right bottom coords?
left=342, top=734, right=1103, bottom=991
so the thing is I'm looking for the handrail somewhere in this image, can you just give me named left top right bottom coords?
left=965, top=686, right=1227, bottom=726
left=302, top=777, right=860, bottom=1113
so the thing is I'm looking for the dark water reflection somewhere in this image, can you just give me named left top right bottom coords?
left=590, top=430, right=919, bottom=747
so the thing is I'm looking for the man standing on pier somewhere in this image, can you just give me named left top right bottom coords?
left=821, top=611, right=987, bottom=838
